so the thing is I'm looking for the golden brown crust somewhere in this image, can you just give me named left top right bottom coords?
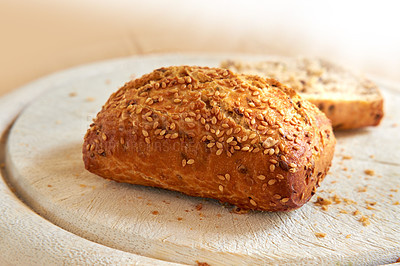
left=82, top=66, right=336, bottom=211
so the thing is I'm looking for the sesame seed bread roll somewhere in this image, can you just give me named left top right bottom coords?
left=82, top=66, right=336, bottom=211
left=221, top=57, right=384, bottom=130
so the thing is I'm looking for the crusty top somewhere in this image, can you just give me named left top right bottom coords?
left=84, top=66, right=335, bottom=211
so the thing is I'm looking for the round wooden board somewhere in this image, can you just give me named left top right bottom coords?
left=2, top=54, right=400, bottom=265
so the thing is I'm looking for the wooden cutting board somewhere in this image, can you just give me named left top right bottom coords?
left=2, top=54, right=400, bottom=265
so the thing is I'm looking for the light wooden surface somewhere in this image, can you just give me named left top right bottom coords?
left=3, top=54, right=400, bottom=265
left=1, top=0, right=400, bottom=97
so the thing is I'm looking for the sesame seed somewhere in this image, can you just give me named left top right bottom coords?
left=161, top=82, right=166, bottom=88
left=200, top=118, right=206, bottom=125
left=278, top=128, right=285, bottom=136
left=216, top=142, right=223, bottom=149
left=217, top=175, right=225, bottom=181
left=170, top=133, right=179, bottom=139
left=226, top=128, right=233, bottom=135
left=234, top=127, right=241, bottom=134
left=226, top=137, right=234, bottom=143
left=120, top=138, right=125, bottom=145
left=211, top=117, right=217, bottom=125
left=249, top=133, right=257, bottom=139
left=206, top=135, right=214, bottom=141
left=242, top=136, right=248, bottom=142
left=289, top=163, right=297, bottom=168
left=256, top=113, right=264, bottom=120
left=273, top=194, right=282, bottom=200
left=270, top=164, right=276, bottom=172
left=174, top=99, right=182, bottom=104
left=269, top=149, right=275, bottom=155
left=172, top=114, right=180, bottom=120
left=268, top=179, right=276, bottom=185
left=249, top=199, right=257, bottom=206
left=187, top=159, right=195, bottom=165
left=142, top=130, right=149, bottom=137
left=289, top=168, right=297, bottom=173
left=257, top=175, right=266, bottom=180
left=225, top=174, right=231, bottom=181
left=280, top=155, right=287, bottom=161
left=276, top=174, right=284, bottom=180
left=252, top=148, right=260, bottom=153
left=216, top=149, right=223, bottom=155
left=160, top=130, right=166, bottom=136
left=145, top=137, right=151, bottom=144
left=222, top=123, right=229, bottom=128
left=219, top=185, right=224, bottom=192
left=248, top=102, right=256, bottom=107
left=269, top=159, right=278, bottom=164
left=241, top=146, right=250, bottom=151
left=281, top=198, right=289, bottom=203
left=102, top=133, right=107, bottom=141
left=165, top=134, right=171, bottom=139
left=205, top=124, right=210, bottom=131
left=286, top=135, right=294, bottom=141
left=207, top=142, right=215, bottom=148
left=182, top=159, right=187, bottom=167
left=146, top=117, right=153, bottom=122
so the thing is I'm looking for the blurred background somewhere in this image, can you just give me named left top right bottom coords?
left=1, top=0, right=399, bottom=96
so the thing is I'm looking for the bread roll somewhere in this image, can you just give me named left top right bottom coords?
left=83, top=66, right=335, bottom=211
left=221, top=57, right=384, bottom=130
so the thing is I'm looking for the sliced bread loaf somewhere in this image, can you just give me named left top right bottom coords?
left=221, top=57, right=384, bottom=129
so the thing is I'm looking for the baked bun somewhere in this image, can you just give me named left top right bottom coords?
left=83, top=66, right=335, bottom=211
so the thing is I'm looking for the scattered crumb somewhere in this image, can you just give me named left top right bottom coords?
left=314, top=197, right=332, bottom=206
left=393, top=201, right=399, bottom=205
left=364, top=169, right=375, bottom=176
left=216, top=213, right=222, bottom=218
left=177, top=217, right=183, bottom=221
left=365, top=201, right=377, bottom=206
left=151, top=211, right=159, bottom=215
left=105, top=79, right=111, bottom=85
left=369, top=154, right=375, bottom=159
left=359, top=216, right=370, bottom=226
left=86, top=97, right=95, bottom=102
left=232, top=206, right=250, bottom=214
left=196, top=261, right=210, bottom=266
left=342, top=167, right=348, bottom=171
left=315, top=232, right=326, bottom=238
left=195, top=203, right=203, bottom=211
left=366, top=206, right=376, bottom=210
left=342, top=155, right=352, bottom=160
left=353, top=210, right=361, bottom=216
left=390, top=189, right=399, bottom=192
left=55, top=120, right=62, bottom=125
left=47, top=184, right=52, bottom=187
left=392, top=123, right=398, bottom=128
left=339, top=209, right=348, bottom=214
left=79, top=184, right=87, bottom=188
left=345, top=234, right=351, bottom=238
left=357, top=186, right=368, bottom=193
left=69, top=92, right=77, bottom=97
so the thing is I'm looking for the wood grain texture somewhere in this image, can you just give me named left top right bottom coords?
left=2, top=54, right=400, bottom=265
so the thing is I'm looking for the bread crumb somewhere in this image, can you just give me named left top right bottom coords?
left=390, top=189, right=398, bottom=192
left=339, top=209, right=348, bottom=214
left=393, top=201, right=399, bottom=205
left=69, top=92, right=77, bottom=97
left=364, top=169, right=375, bottom=176
left=369, top=154, right=375, bottom=159
left=359, top=215, right=370, bottom=226
left=366, top=206, right=376, bottom=210
left=196, top=261, right=210, bottom=266
left=177, top=217, right=183, bottom=221
left=196, top=203, right=203, bottom=211
left=357, top=186, right=368, bottom=192
left=86, top=97, right=95, bottom=102
left=151, top=211, right=159, bottom=215
left=353, top=210, right=361, bottom=216
left=232, top=206, right=250, bottom=214
left=79, top=184, right=87, bottom=188
left=315, top=232, right=326, bottom=238
left=342, top=155, right=352, bottom=160
left=314, top=196, right=332, bottom=206
left=345, top=234, right=351, bottom=238
left=47, top=184, right=52, bottom=187
left=105, top=79, right=111, bottom=85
